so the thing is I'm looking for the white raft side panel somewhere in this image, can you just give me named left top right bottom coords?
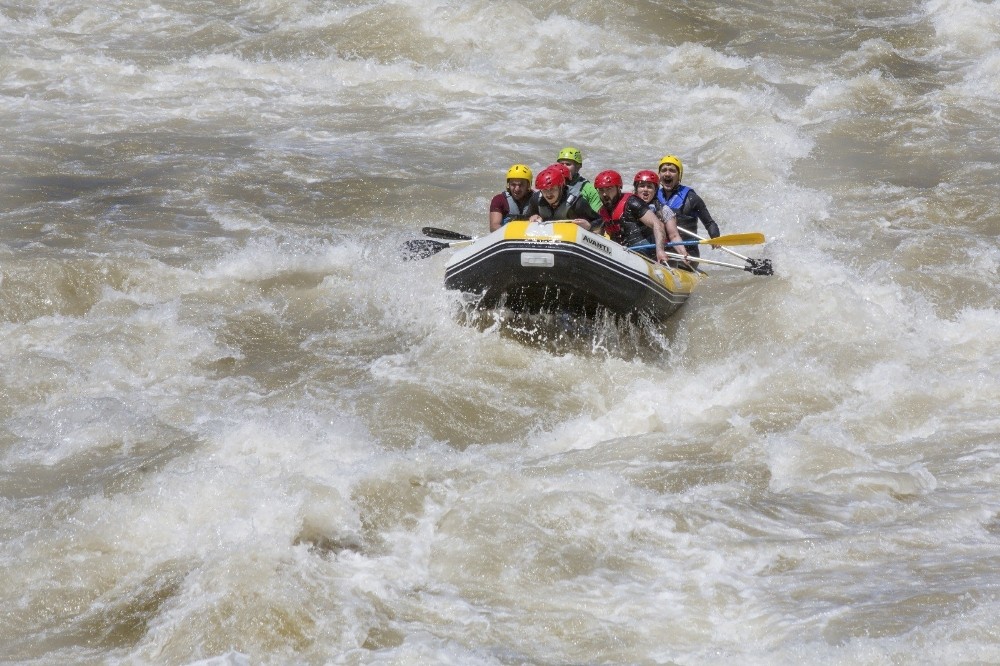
left=574, top=226, right=697, bottom=294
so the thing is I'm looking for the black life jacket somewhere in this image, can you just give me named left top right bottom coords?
left=537, top=188, right=572, bottom=220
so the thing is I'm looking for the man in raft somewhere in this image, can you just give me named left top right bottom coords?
left=524, top=165, right=603, bottom=230
left=489, top=164, right=534, bottom=232
left=656, top=154, right=720, bottom=258
left=593, top=169, right=689, bottom=267
left=555, top=146, right=602, bottom=213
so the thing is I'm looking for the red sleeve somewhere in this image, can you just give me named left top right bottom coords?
left=489, top=192, right=510, bottom=215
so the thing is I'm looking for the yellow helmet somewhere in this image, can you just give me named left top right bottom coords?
left=505, top=164, right=533, bottom=182
left=658, top=154, right=683, bottom=181
left=557, top=147, right=583, bottom=164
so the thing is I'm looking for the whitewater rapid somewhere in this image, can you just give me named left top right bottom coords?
left=2, top=0, right=999, bottom=663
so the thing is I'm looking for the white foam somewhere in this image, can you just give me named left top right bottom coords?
left=200, top=237, right=356, bottom=283
left=925, top=0, right=1000, bottom=57
left=956, top=51, right=1000, bottom=96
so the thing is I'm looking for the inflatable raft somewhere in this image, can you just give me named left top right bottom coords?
left=443, top=221, right=700, bottom=322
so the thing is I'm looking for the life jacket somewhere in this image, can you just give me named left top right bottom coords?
left=536, top=188, right=572, bottom=221
left=566, top=177, right=586, bottom=206
left=502, top=191, right=531, bottom=225
left=657, top=185, right=691, bottom=213
left=599, top=193, right=649, bottom=247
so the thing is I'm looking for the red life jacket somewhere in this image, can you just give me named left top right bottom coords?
left=599, top=193, right=632, bottom=238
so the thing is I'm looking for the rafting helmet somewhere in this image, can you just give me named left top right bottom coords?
left=549, top=162, right=573, bottom=183
left=633, top=170, right=659, bottom=187
left=557, top=147, right=583, bottom=165
left=593, top=170, right=623, bottom=189
left=535, top=166, right=566, bottom=190
left=657, top=154, right=683, bottom=181
left=505, top=164, right=532, bottom=183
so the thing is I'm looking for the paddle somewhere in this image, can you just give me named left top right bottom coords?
left=631, top=232, right=765, bottom=252
left=422, top=227, right=473, bottom=241
left=665, top=232, right=764, bottom=247
left=663, top=251, right=774, bottom=276
left=677, top=227, right=773, bottom=274
left=401, top=238, right=475, bottom=261
left=632, top=232, right=764, bottom=252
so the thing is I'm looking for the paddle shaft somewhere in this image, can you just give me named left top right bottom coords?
left=677, top=227, right=752, bottom=262
left=663, top=251, right=754, bottom=271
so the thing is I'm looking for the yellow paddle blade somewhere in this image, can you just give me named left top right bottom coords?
left=699, top=232, right=765, bottom=246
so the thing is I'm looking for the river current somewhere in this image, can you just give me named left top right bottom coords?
left=2, top=1, right=999, bottom=664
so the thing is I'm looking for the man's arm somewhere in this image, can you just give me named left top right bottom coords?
left=639, top=205, right=688, bottom=264
left=689, top=192, right=720, bottom=238
left=488, top=193, right=507, bottom=232
left=571, top=195, right=603, bottom=231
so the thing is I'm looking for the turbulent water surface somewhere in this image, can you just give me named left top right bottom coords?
left=2, top=0, right=1000, bottom=663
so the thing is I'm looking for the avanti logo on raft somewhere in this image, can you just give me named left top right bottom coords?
left=581, top=235, right=612, bottom=254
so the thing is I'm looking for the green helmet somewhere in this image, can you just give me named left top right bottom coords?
left=557, top=147, right=583, bottom=164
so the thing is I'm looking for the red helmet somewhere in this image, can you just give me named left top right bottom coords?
left=593, top=170, right=623, bottom=189
left=633, top=170, right=659, bottom=187
left=551, top=162, right=572, bottom=182
left=535, top=166, right=566, bottom=190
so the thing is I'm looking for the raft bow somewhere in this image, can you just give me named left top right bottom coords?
left=443, top=221, right=700, bottom=322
